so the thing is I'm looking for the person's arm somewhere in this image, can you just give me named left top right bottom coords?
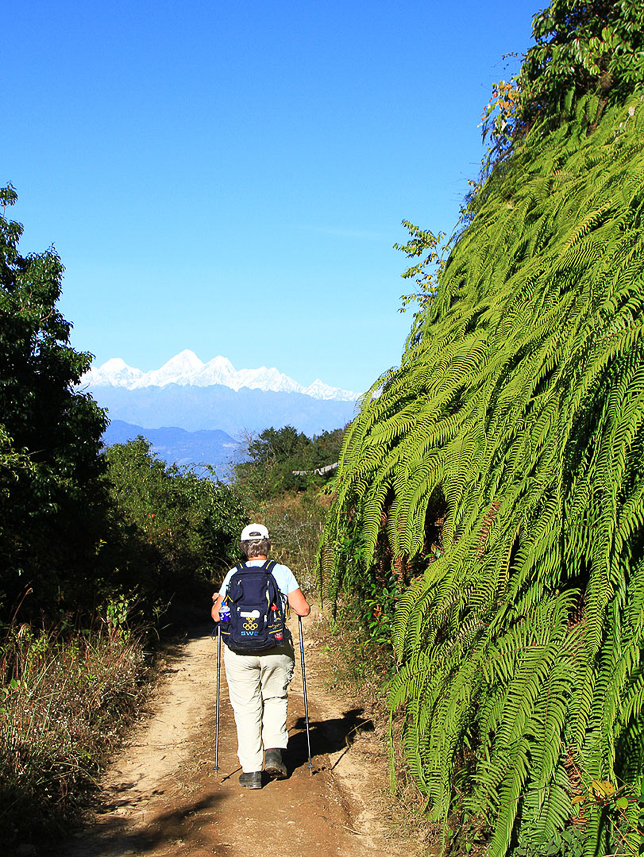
left=211, top=593, right=224, bottom=622
left=212, top=569, right=234, bottom=621
left=288, top=588, right=311, bottom=617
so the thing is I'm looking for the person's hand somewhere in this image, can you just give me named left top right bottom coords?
left=211, top=593, right=223, bottom=623
left=288, top=588, right=311, bottom=616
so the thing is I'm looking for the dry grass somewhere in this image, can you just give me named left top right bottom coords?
left=0, top=621, right=149, bottom=849
left=307, top=609, right=444, bottom=855
left=249, top=489, right=328, bottom=592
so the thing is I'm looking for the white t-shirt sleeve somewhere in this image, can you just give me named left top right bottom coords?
left=273, top=563, right=300, bottom=595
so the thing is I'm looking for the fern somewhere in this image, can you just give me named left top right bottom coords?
left=317, top=86, right=644, bottom=857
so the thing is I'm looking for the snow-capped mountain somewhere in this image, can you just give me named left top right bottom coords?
left=84, top=351, right=359, bottom=402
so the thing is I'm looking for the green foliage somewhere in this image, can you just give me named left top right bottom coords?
left=518, top=0, right=644, bottom=125
left=0, top=185, right=108, bottom=619
left=104, top=437, right=247, bottom=612
left=394, top=220, right=448, bottom=313
left=318, top=92, right=644, bottom=857
left=235, top=424, right=344, bottom=502
left=482, top=0, right=644, bottom=164
left=0, top=424, right=35, bottom=499
left=229, top=425, right=344, bottom=593
left=246, top=425, right=310, bottom=464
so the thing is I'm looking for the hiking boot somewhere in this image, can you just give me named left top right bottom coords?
left=264, top=748, right=288, bottom=779
left=239, top=771, right=262, bottom=789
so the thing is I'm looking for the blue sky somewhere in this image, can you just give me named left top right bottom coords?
left=5, top=0, right=539, bottom=393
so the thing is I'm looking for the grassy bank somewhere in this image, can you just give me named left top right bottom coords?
left=0, top=617, right=150, bottom=850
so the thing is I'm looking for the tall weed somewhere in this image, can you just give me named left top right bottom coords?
left=249, top=490, right=329, bottom=592
left=0, top=617, right=148, bottom=848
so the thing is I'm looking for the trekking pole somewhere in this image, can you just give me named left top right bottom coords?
left=298, top=615, right=314, bottom=773
left=214, top=622, right=221, bottom=772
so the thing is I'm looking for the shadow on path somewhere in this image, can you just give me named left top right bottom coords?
left=64, top=792, right=224, bottom=857
left=285, top=707, right=375, bottom=774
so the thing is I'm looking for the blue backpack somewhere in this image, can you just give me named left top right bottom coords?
left=221, top=560, right=289, bottom=652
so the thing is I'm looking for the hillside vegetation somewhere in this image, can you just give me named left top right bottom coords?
left=3, top=1, right=644, bottom=853
left=0, top=187, right=248, bottom=845
left=232, top=424, right=344, bottom=588
left=318, top=2, right=644, bottom=855
left=0, top=237, right=338, bottom=848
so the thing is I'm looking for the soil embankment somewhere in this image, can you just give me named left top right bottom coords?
left=62, top=609, right=420, bottom=857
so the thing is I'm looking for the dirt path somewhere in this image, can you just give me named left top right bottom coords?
left=63, top=610, right=420, bottom=857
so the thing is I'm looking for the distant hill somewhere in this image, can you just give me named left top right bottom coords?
left=92, top=383, right=358, bottom=437
left=103, top=420, right=241, bottom=473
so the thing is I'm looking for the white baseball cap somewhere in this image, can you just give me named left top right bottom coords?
left=241, top=523, right=270, bottom=541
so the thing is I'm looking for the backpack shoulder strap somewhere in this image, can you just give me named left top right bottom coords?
left=263, top=559, right=288, bottom=611
left=225, top=562, right=248, bottom=603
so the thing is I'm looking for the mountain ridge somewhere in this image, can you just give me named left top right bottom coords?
left=90, top=383, right=358, bottom=437
left=84, top=350, right=359, bottom=402
left=103, top=420, right=240, bottom=473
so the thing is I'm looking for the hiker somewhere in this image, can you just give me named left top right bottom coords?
left=211, top=523, right=311, bottom=789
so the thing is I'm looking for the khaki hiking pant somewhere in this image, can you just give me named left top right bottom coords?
left=223, top=640, right=295, bottom=773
